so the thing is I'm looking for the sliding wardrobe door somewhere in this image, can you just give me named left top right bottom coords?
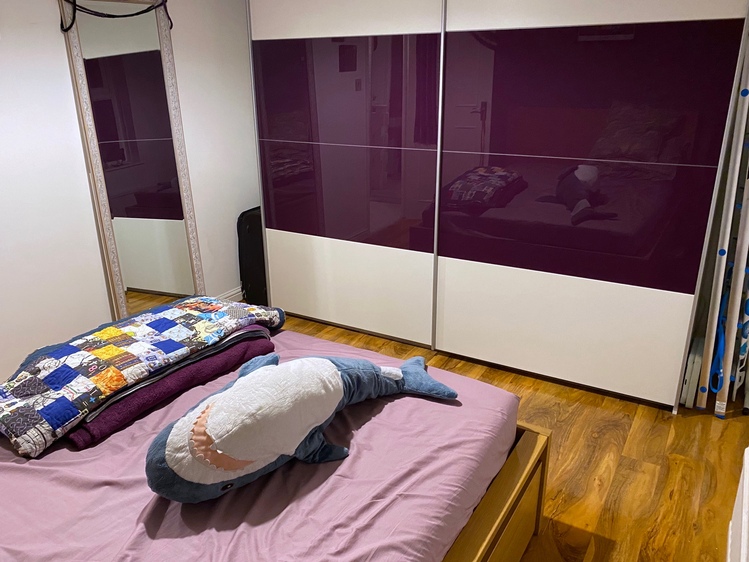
left=434, top=1, right=744, bottom=403
left=249, top=1, right=441, bottom=343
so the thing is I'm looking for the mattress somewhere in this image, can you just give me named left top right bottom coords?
left=441, top=156, right=675, bottom=258
left=0, top=331, right=518, bottom=562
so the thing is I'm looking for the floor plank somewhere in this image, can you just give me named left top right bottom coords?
left=280, top=314, right=749, bottom=562
left=125, top=290, right=180, bottom=315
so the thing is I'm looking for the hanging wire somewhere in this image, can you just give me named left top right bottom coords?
left=61, top=0, right=172, bottom=33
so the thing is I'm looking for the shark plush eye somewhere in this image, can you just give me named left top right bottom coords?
left=221, top=483, right=234, bottom=491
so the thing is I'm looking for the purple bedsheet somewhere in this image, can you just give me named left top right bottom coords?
left=0, top=331, right=518, bottom=562
left=66, top=325, right=274, bottom=450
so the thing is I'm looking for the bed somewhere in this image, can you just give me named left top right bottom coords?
left=0, top=330, right=548, bottom=562
left=411, top=153, right=711, bottom=293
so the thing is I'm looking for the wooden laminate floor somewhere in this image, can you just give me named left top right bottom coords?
left=125, top=290, right=181, bottom=315
left=282, top=314, right=749, bottom=562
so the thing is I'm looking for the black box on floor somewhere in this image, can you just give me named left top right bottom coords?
left=237, top=207, right=268, bottom=306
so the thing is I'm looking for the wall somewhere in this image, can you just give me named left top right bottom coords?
left=113, top=218, right=194, bottom=295
left=168, top=0, right=259, bottom=298
left=76, top=1, right=160, bottom=58
left=0, top=1, right=112, bottom=381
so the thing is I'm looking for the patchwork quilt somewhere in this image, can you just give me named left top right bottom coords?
left=444, top=166, right=527, bottom=210
left=0, top=297, right=285, bottom=458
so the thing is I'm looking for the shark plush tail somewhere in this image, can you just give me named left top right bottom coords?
left=400, top=357, right=457, bottom=400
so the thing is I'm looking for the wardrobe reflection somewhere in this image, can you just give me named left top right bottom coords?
left=78, top=1, right=193, bottom=314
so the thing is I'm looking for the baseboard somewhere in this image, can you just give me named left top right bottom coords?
left=215, top=287, right=243, bottom=302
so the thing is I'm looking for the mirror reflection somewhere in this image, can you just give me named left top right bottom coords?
left=77, top=1, right=194, bottom=314
left=253, top=35, right=439, bottom=251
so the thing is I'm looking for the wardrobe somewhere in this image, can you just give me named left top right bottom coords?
left=247, top=0, right=746, bottom=406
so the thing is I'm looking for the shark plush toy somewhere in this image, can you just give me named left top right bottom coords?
left=146, top=353, right=457, bottom=503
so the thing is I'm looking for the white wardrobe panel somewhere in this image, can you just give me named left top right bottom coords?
left=436, top=257, right=693, bottom=404
left=249, top=0, right=442, bottom=40
left=447, top=0, right=747, bottom=32
left=267, top=230, right=433, bottom=344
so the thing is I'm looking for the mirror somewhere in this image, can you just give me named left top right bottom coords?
left=60, top=0, right=204, bottom=317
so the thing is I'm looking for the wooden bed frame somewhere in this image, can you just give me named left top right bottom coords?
left=444, top=422, right=551, bottom=562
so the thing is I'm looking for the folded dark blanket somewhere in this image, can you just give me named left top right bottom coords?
left=66, top=325, right=275, bottom=450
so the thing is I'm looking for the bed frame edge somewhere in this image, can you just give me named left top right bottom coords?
left=443, top=421, right=551, bottom=562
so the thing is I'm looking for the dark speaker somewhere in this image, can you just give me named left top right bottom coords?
left=237, top=207, right=268, bottom=306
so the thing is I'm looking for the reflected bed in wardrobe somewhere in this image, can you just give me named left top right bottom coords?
left=0, top=330, right=548, bottom=562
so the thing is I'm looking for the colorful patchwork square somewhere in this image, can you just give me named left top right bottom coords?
left=225, top=306, right=251, bottom=319
left=38, top=397, right=80, bottom=431
left=125, top=345, right=166, bottom=370
left=26, top=392, right=63, bottom=411
left=73, top=356, right=109, bottom=379
left=179, top=299, right=222, bottom=313
left=62, top=375, right=97, bottom=396
left=162, top=324, right=195, bottom=342
left=108, top=350, right=142, bottom=372
left=47, top=344, right=81, bottom=361
left=90, top=367, right=127, bottom=397
left=128, top=312, right=161, bottom=324
left=71, top=388, right=103, bottom=413
left=160, top=308, right=187, bottom=320
left=60, top=380, right=93, bottom=404
left=43, top=364, right=80, bottom=391
left=214, top=315, right=241, bottom=332
left=3, top=404, right=48, bottom=437
left=179, top=336, right=207, bottom=353
left=92, top=326, right=128, bottom=343
left=121, top=363, right=150, bottom=384
left=197, top=311, right=228, bottom=323
left=120, top=323, right=160, bottom=341
left=91, top=344, right=126, bottom=361
left=193, top=320, right=221, bottom=341
left=64, top=350, right=95, bottom=370
left=8, top=377, right=50, bottom=398
left=152, top=339, right=187, bottom=356
left=147, top=318, right=178, bottom=333
left=106, top=332, right=138, bottom=348
left=124, top=340, right=159, bottom=357
left=73, top=335, right=110, bottom=353
left=174, top=314, right=201, bottom=328
left=33, top=357, right=64, bottom=379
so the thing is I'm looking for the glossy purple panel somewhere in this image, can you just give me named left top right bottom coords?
left=443, top=20, right=742, bottom=166
left=253, top=35, right=439, bottom=149
left=85, top=51, right=172, bottom=142
left=261, top=140, right=436, bottom=251
left=85, top=50, right=181, bottom=221
left=410, top=151, right=716, bottom=293
left=101, top=140, right=182, bottom=220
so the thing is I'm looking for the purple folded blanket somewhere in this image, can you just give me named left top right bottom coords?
left=66, top=325, right=275, bottom=450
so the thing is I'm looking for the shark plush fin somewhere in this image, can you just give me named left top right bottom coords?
left=401, top=357, right=458, bottom=400
left=296, top=428, right=349, bottom=464
left=238, top=353, right=280, bottom=377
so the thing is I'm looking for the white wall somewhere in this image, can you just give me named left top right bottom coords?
left=168, top=0, right=258, bottom=297
left=250, top=0, right=442, bottom=39
left=0, top=1, right=112, bottom=381
left=113, top=218, right=194, bottom=295
left=77, top=1, right=160, bottom=59
left=447, top=0, right=748, bottom=31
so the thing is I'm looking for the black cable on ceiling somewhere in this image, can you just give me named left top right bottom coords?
left=60, top=0, right=173, bottom=33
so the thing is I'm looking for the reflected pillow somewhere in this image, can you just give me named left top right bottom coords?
left=590, top=102, right=682, bottom=163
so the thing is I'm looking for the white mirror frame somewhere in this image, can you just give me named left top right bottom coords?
left=59, top=0, right=205, bottom=319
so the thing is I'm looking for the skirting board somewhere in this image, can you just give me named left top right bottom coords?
left=436, top=257, right=694, bottom=405
left=266, top=229, right=433, bottom=344
left=215, top=287, right=243, bottom=302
